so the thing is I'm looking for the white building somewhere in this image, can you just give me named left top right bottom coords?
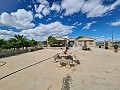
left=76, top=36, right=96, bottom=47
left=49, top=36, right=96, bottom=47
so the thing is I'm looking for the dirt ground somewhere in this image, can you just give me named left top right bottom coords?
left=70, top=47, right=120, bottom=90
left=0, top=47, right=120, bottom=90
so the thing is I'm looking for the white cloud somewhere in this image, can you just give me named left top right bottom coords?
left=73, top=22, right=82, bottom=26
left=34, top=4, right=38, bottom=11
left=93, top=29, right=96, bottom=32
left=35, top=13, right=43, bottom=19
left=36, top=4, right=45, bottom=13
left=114, top=38, right=120, bottom=41
left=46, top=18, right=51, bottom=21
left=34, top=4, right=50, bottom=18
left=94, top=36, right=106, bottom=41
left=68, top=19, right=71, bottom=21
left=81, top=0, right=107, bottom=17
left=110, top=20, right=120, bottom=26
left=27, top=5, right=32, bottom=8
left=83, top=21, right=96, bottom=30
left=61, top=0, right=84, bottom=16
left=0, top=29, right=16, bottom=39
left=0, top=9, right=35, bottom=29
left=61, top=0, right=120, bottom=18
left=34, top=4, right=45, bottom=19
left=37, top=0, right=49, bottom=5
left=51, top=3, right=61, bottom=12
left=0, top=30, right=15, bottom=35
left=73, top=22, right=79, bottom=26
left=60, top=16, right=63, bottom=19
left=101, top=36, right=104, bottom=38
left=42, top=6, right=50, bottom=16
left=20, top=21, right=74, bottom=40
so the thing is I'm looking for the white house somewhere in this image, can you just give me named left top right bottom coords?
left=76, top=36, right=96, bottom=47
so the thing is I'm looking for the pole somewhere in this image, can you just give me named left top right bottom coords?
left=112, top=31, right=113, bottom=46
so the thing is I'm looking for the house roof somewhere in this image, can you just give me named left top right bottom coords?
left=55, top=37, right=66, bottom=41
left=55, top=36, right=95, bottom=41
left=69, top=38, right=75, bottom=41
left=76, top=36, right=96, bottom=41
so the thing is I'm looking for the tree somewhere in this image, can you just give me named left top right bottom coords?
left=0, top=35, right=38, bottom=51
left=0, top=39, right=6, bottom=48
left=29, top=39, right=38, bottom=47
left=23, top=38, right=31, bottom=49
left=48, top=36, right=56, bottom=46
left=14, top=35, right=29, bottom=50
left=8, top=38, right=17, bottom=49
left=0, top=39, right=7, bottom=50
left=55, top=40, right=62, bottom=45
left=47, top=36, right=62, bottom=47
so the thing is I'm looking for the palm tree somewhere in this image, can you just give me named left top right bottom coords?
left=23, top=38, right=30, bottom=50
left=14, top=35, right=27, bottom=50
left=8, top=38, right=17, bottom=50
left=14, top=35, right=24, bottom=40
left=0, top=39, right=5, bottom=47
left=14, top=35, right=38, bottom=50
left=0, top=39, right=6, bottom=51
left=29, top=39, right=38, bottom=48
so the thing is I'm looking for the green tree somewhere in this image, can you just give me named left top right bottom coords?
left=0, top=39, right=5, bottom=48
left=14, top=35, right=29, bottom=50
left=0, top=39, right=6, bottom=51
left=48, top=36, right=56, bottom=46
left=48, top=36, right=62, bottom=46
left=8, top=38, right=17, bottom=49
left=23, top=38, right=30, bottom=50
left=0, top=35, right=38, bottom=51
left=29, top=39, right=38, bottom=47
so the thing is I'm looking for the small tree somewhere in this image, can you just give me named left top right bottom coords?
left=16, top=39, right=22, bottom=50
left=29, top=39, right=38, bottom=48
left=0, top=39, right=6, bottom=49
left=14, top=34, right=29, bottom=50
left=8, top=38, right=17, bottom=50
left=48, top=36, right=55, bottom=46
left=48, top=36, right=62, bottom=47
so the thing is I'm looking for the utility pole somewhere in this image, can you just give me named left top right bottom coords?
left=112, top=31, right=113, bottom=46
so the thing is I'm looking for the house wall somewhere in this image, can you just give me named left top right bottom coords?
left=48, top=37, right=96, bottom=47
left=76, top=38, right=96, bottom=47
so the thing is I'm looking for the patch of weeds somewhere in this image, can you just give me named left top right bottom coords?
left=61, top=74, right=72, bottom=90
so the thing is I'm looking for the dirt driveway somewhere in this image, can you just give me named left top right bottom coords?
left=0, top=48, right=120, bottom=90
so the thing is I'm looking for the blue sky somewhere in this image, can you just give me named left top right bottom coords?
left=0, top=0, right=120, bottom=41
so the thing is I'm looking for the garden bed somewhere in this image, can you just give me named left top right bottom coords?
left=0, top=47, right=43, bottom=58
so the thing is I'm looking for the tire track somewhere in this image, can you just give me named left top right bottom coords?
left=0, top=62, right=6, bottom=67
left=0, top=54, right=56, bottom=81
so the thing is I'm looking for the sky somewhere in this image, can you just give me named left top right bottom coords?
left=0, top=0, right=120, bottom=41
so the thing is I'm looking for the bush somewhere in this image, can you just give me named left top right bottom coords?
left=0, top=48, right=2, bottom=52
left=0, top=50, right=28, bottom=58
left=0, top=47, right=43, bottom=58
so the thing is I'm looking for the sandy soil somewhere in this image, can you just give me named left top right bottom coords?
left=70, top=47, right=120, bottom=90
left=0, top=47, right=120, bottom=90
